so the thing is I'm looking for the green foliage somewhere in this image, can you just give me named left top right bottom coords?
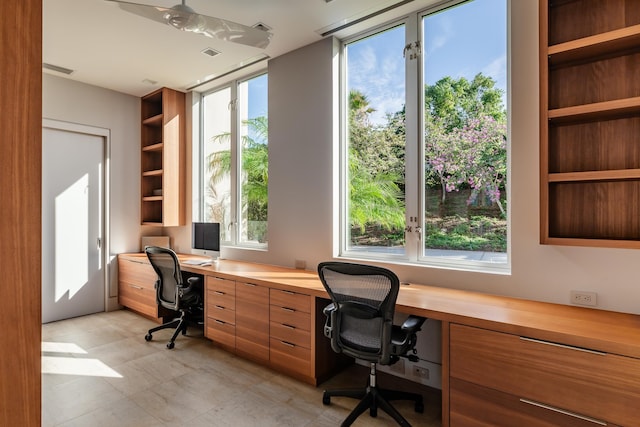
left=347, top=90, right=406, bottom=232
left=207, top=116, right=268, bottom=242
left=424, top=215, right=506, bottom=252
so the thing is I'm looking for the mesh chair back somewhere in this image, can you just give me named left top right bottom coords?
left=318, top=262, right=399, bottom=364
left=145, top=246, right=182, bottom=311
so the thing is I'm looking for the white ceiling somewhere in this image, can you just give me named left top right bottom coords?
left=43, top=0, right=438, bottom=97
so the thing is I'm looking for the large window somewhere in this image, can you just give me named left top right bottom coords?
left=342, top=0, right=508, bottom=270
left=201, top=73, right=268, bottom=247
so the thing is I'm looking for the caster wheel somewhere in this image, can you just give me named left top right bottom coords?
left=415, top=402, right=424, bottom=413
left=370, top=407, right=377, bottom=418
left=166, top=342, right=175, bottom=349
left=322, top=395, right=331, bottom=405
left=144, top=334, right=152, bottom=342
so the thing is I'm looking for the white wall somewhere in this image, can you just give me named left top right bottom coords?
left=42, top=73, right=141, bottom=308
left=172, top=1, right=640, bottom=316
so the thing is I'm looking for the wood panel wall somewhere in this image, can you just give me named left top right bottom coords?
left=0, top=1, right=42, bottom=425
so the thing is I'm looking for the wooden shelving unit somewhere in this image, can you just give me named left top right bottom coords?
left=540, top=0, right=640, bottom=248
left=140, top=87, right=185, bottom=226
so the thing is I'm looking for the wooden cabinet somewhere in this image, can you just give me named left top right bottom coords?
left=540, top=0, right=640, bottom=247
left=205, top=276, right=236, bottom=352
left=235, top=281, right=269, bottom=363
left=269, top=288, right=313, bottom=379
left=117, top=255, right=172, bottom=321
left=140, top=87, right=185, bottom=226
left=449, top=323, right=640, bottom=426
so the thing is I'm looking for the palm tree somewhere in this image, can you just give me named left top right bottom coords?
left=208, top=116, right=268, bottom=242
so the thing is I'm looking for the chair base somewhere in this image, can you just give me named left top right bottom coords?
left=323, top=382, right=423, bottom=427
left=145, top=309, right=203, bottom=349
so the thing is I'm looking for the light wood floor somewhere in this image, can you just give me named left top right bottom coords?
left=42, top=309, right=441, bottom=426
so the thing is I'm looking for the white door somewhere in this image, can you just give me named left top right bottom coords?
left=42, top=124, right=105, bottom=323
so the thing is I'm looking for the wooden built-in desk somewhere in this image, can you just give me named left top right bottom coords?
left=118, top=254, right=640, bottom=426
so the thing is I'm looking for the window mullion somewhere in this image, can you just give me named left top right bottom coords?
left=229, top=84, right=240, bottom=245
left=404, top=14, right=421, bottom=262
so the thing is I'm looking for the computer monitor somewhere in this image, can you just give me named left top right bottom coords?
left=192, top=222, right=220, bottom=259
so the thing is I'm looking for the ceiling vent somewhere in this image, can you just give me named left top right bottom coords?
left=201, top=47, right=221, bottom=57
left=252, top=22, right=272, bottom=32
left=42, top=63, right=74, bottom=75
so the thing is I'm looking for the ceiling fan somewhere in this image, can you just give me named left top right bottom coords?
left=106, top=0, right=272, bottom=48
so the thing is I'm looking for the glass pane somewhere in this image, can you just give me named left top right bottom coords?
left=422, top=0, right=507, bottom=263
left=345, top=25, right=406, bottom=255
left=238, top=74, right=268, bottom=244
left=203, top=87, right=232, bottom=242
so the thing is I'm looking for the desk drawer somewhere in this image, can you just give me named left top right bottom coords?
left=206, top=303, right=235, bottom=325
left=450, top=378, right=615, bottom=427
left=207, top=289, right=235, bottom=311
left=118, top=281, right=156, bottom=317
left=450, top=323, right=640, bottom=427
left=270, top=337, right=311, bottom=377
left=206, top=276, right=236, bottom=295
left=207, top=319, right=235, bottom=350
left=269, top=304, right=310, bottom=331
left=270, top=289, right=311, bottom=313
left=119, top=258, right=156, bottom=289
left=270, top=321, right=310, bottom=349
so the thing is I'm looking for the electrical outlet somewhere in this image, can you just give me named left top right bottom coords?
left=294, top=259, right=306, bottom=269
left=570, top=290, right=597, bottom=307
left=412, top=365, right=429, bottom=379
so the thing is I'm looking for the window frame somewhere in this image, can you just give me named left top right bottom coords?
left=198, top=70, right=269, bottom=249
left=339, top=0, right=511, bottom=274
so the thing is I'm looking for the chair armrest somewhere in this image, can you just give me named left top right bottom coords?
left=323, top=303, right=336, bottom=316
left=401, top=315, right=426, bottom=333
left=323, top=303, right=336, bottom=339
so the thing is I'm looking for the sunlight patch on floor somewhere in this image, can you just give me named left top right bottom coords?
left=42, top=341, right=122, bottom=378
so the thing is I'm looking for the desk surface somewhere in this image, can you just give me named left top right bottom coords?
left=121, top=253, right=640, bottom=359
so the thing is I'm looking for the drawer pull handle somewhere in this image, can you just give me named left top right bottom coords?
left=215, top=320, right=226, bottom=325
left=519, top=337, right=606, bottom=355
left=282, top=323, right=296, bottom=329
left=128, top=284, right=144, bottom=290
left=215, top=305, right=225, bottom=310
left=281, top=290, right=295, bottom=295
left=281, top=307, right=295, bottom=313
left=213, top=291, right=225, bottom=295
left=242, top=282, right=257, bottom=287
left=281, top=340, right=295, bottom=348
left=519, top=399, right=607, bottom=426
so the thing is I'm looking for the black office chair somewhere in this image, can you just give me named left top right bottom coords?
left=144, top=246, right=204, bottom=349
left=318, top=261, right=426, bottom=427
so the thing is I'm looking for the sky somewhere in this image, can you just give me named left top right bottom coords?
left=347, top=0, right=507, bottom=125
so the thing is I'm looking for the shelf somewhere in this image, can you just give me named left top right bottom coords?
left=141, top=221, right=163, bottom=226
left=548, top=97, right=640, bottom=122
left=142, top=142, right=163, bottom=151
left=142, top=113, right=163, bottom=126
left=541, top=0, right=640, bottom=248
left=142, top=169, right=162, bottom=177
left=548, top=24, right=640, bottom=65
left=142, top=196, right=163, bottom=202
left=548, top=169, right=640, bottom=182
left=544, top=237, right=640, bottom=249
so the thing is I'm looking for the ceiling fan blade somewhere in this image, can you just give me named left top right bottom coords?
left=106, top=0, right=171, bottom=27
left=199, top=15, right=272, bottom=49
left=106, top=0, right=272, bottom=49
